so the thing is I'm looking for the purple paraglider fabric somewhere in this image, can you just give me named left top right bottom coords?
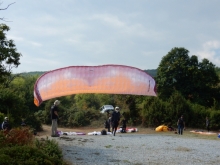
left=34, top=64, right=157, bottom=106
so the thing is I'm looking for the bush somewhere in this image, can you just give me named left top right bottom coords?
left=0, top=112, right=4, bottom=123
left=188, top=103, right=207, bottom=128
left=25, top=114, right=42, bottom=132
left=0, top=128, right=68, bottom=165
left=2, top=127, right=34, bottom=147
left=0, top=145, right=55, bottom=165
left=210, top=110, right=220, bottom=130
left=140, top=97, right=167, bottom=127
left=34, top=138, right=63, bottom=163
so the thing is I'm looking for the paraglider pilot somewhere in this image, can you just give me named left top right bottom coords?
left=51, top=100, right=60, bottom=137
left=111, top=106, right=121, bottom=136
left=177, top=115, right=185, bottom=135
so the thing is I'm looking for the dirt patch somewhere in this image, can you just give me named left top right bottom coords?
left=175, top=146, right=192, bottom=152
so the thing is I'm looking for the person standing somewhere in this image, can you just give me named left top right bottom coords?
left=51, top=100, right=60, bottom=137
left=177, top=115, right=185, bottom=135
left=111, top=106, right=121, bottom=136
left=121, top=118, right=127, bottom=133
left=1, top=117, right=11, bottom=131
left=105, top=115, right=111, bottom=132
left=206, top=117, right=210, bottom=132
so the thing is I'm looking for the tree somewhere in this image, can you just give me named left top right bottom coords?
left=11, top=75, right=39, bottom=112
left=156, top=47, right=219, bottom=107
left=0, top=85, right=28, bottom=126
left=156, top=47, right=190, bottom=99
left=74, top=94, right=100, bottom=110
left=0, top=24, right=22, bottom=84
left=0, top=23, right=26, bottom=128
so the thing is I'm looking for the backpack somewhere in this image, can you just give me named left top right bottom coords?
left=101, top=129, right=107, bottom=135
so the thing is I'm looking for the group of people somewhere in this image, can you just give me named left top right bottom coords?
left=1, top=117, right=26, bottom=132
left=50, top=99, right=125, bottom=137
left=50, top=99, right=211, bottom=137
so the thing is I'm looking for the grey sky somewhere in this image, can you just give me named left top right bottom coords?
left=2, top=0, right=220, bottom=73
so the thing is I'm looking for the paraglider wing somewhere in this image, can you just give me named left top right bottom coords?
left=34, top=65, right=157, bottom=106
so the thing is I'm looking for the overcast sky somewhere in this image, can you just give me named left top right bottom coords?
left=2, top=0, right=220, bottom=73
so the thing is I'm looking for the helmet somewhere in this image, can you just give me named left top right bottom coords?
left=115, top=106, right=119, bottom=110
left=54, top=100, right=60, bottom=105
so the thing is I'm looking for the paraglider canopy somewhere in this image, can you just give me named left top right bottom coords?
left=34, top=64, right=157, bottom=106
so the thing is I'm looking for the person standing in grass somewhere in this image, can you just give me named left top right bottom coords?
left=51, top=100, right=60, bottom=137
left=177, top=115, right=185, bottom=135
left=206, top=117, right=210, bottom=132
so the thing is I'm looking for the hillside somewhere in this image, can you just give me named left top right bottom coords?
left=18, top=71, right=46, bottom=76
left=144, top=69, right=157, bottom=78
left=18, top=69, right=158, bottom=78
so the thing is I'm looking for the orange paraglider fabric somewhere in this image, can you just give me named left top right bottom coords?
left=34, top=64, right=157, bottom=106
left=155, top=125, right=168, bottom=132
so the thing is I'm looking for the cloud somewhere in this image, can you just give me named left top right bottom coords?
left=90, top=14, right=125, bottom=28
left=197, top=40, right=220, bottom=66
left=8, top=35, right=42, bottom=48
left=8, top=0, right=220, bottom=73
left=30, top=42, right=42, bottom=47
left=89, top=13, right=162, bottom=40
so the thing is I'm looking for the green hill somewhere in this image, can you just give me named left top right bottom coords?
left=18, top=69, right=158, bottom=78
left=18, top=71, right=46, bottom=77
left=144, top=69, right=157, bottom=78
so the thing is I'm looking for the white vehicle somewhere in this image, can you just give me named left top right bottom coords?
left=100, top=105, right=114, bottom=113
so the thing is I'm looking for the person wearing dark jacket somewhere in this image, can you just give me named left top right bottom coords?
left=1, top=117, right=11, bottom=131
left=177, top=115, right=185, bottom=135
left=105, top=115, right=111, bottom=132
left=121, top=118, right=127, bottom=133
left=111, top=106, right=121, bottom=136
left=51, top=100, right=60, bottom=137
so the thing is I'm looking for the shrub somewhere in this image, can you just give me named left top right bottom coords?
left=25, top=114, right=42, bottom=131
left=0, top=128, right=68, bottom=165
left=210, top=110, right=220, bottom=130
left=1, top=127, right=33, bottom=147
left=0, top=130, right=6, bottom=145
left=0, top=145, right=55, bottom=165
left=188, top=103, right=207, bottom=128
left=34, top=138, right=63, bottom=164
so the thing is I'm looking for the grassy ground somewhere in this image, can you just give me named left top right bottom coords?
left=38, top=125, right=219, bottom=140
